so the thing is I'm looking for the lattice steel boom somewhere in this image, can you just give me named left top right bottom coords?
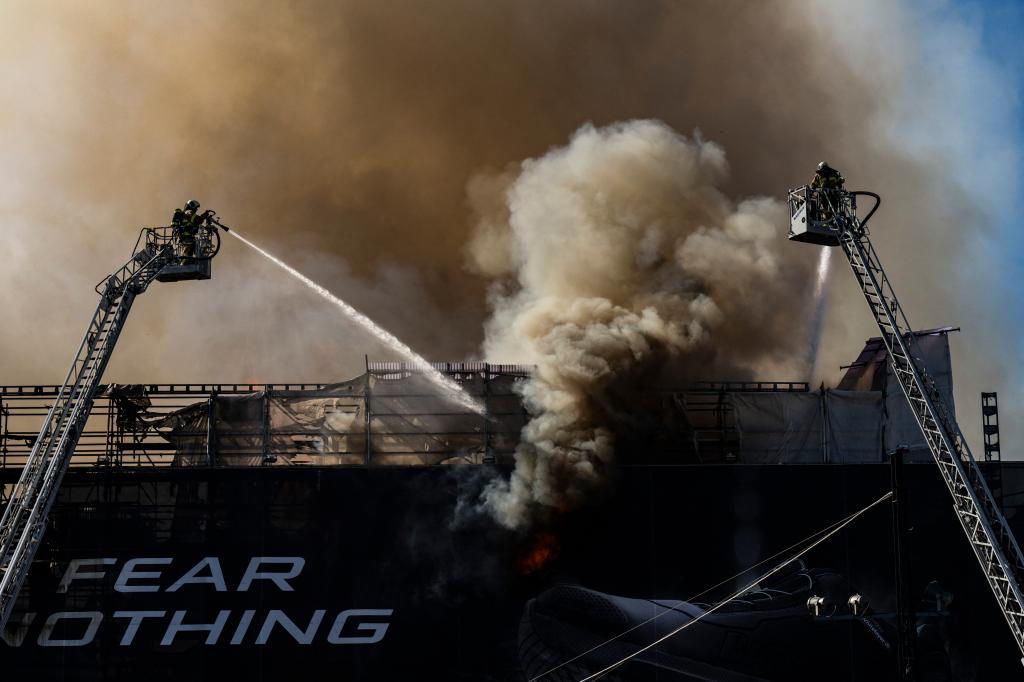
left=0, top=220, right=223, bottom=629
left=788, top=185, right=1024, bottom=661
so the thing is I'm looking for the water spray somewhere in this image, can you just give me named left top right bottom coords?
left=225, top=228, right=486, bottom=416
left=805, top=246, right=831, bottom=380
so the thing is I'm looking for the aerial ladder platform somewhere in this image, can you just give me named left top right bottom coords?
left=0, top=215, right=225, bottom=629
left=788, top=184, right=1024, bottom=662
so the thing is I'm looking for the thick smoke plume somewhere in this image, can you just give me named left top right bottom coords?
left=0, top=1, right=1018, bottom=451
left=472, top=121, right=814, bottom=528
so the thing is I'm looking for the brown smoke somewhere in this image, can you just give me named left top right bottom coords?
left=0, top=2, right=1015, bottom=450
left=472, top=121, right=814, bottom=527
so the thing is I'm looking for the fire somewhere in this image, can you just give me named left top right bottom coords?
left=517, top=532, right=559, bottom=575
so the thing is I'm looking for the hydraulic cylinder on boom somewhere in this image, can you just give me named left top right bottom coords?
left=788, top=183, right=1024, bottom=662
left=0, top=209, right=227, bottom=630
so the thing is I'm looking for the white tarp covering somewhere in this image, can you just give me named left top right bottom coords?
left=730, top=331, right=955, bottom=464
left=732, top=390, right=884, bottom=464
left=826, top=390, right=883, bottom=463
left=731, top=393, right=823, bottom=464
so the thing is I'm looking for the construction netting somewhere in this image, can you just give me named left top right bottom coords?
left=151, top=372, right=526, bottom=467
left=730, top=390, right=884, bottom=464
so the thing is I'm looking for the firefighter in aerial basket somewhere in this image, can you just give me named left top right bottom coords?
left=810, top=161, right=846, bottom=223
left=171, top=199, right=214, bottom=263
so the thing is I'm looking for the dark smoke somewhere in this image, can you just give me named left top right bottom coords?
left=0, top=1, right=1015, bottom=455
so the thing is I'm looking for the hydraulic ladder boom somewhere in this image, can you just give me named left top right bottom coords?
left=788, top=186, right=1024, bottom=660
left=0, top=220, right=222, bottom=629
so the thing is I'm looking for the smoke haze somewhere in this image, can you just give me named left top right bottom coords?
left=0, top=1, right=1018, bottom=460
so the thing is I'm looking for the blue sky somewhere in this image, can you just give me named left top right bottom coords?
left=944, top=0, right=1024, bottom=313
left=924, top=0, right=1024, bottom=446
left=974, top=0, right=1024, bottom=285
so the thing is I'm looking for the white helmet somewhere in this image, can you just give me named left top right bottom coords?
left=817, top=161, right=829, bottom=172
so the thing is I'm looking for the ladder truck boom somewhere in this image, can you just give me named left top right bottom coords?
left=788, top=185, right=1024, bottom=660
left=0, top=217, right=224, bottom=629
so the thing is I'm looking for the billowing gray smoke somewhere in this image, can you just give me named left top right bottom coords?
left=470, top=121, right=814, bottom=528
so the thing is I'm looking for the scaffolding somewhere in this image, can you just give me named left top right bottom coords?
left=0, top=364, right=531, bottom=470
left=983, top=392, right=1001, bottom=463
left=0, top=370, right=814, bottom=473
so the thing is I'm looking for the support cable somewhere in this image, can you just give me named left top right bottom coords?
left=528, top=491, right=892, bottom=681
left=574, top=490, right=893, bottom=682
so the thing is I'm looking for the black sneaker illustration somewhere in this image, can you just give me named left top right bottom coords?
left=518, top=565, right=949, bottom=681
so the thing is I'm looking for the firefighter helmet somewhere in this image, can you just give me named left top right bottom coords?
left=185, top=199, right=201, bottom=211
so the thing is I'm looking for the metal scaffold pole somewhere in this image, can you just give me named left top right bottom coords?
left=890, top=445, right=916, bottom=680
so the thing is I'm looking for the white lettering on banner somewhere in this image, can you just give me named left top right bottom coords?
left=229, top=610, right=257, bottom=645
left=166, top=557, right=228, bottom=592
left=161, top=610, right=231, bottom=646
left=113, top=611, right=166, bottom=646
left=58, top=558, right=116, bottom=593
left=327, top=609, right=393, bottom=644
left=37, top=612, right=102, bottom=647
left=6, top=609, right=395, bottom=647
left=115, top=558, right=172, bottom=593
left=237, top=557, right=305, bottom=592
left=255, top=610, right=326, bottom=645
left=1, top=556, right=396, bottom=648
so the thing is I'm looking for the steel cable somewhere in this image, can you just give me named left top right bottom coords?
left=529, top=489, right=893, bottom=681
left=576, top=490, right=893, bottom=681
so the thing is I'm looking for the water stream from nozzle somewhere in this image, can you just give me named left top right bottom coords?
left=227, top=229, right=486, bottom=416
left=805, top=245, right=832, bottom=380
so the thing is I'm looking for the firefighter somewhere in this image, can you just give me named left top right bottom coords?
left=171, top=199, right=212, bottom=263
left=810, top=162, right=845, bottom=222
left=810, top=161, right=845, bottom=190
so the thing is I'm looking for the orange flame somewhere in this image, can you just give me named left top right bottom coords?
left=517, top=532, right=559, bottom=574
